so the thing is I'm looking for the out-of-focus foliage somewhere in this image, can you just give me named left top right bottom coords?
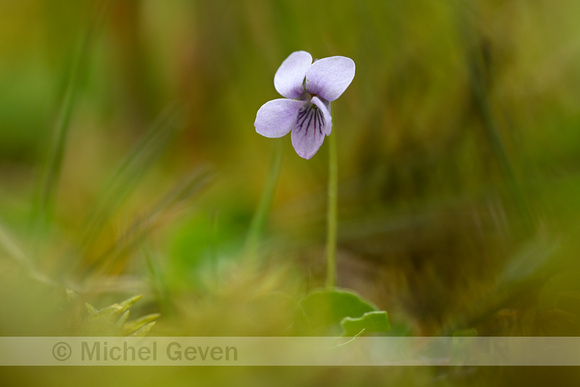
left=1, top=0, right=580, bottom=384
left=83, top=295, right=159, bottom=336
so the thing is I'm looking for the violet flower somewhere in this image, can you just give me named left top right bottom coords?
left=254, top=51, right=355, bottom=159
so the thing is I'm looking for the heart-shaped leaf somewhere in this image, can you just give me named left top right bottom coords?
left=297, top=288, right=383, bottom=335
left=341, top=310, right=390, bottom=336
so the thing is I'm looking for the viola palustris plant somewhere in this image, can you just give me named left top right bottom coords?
left=254, top=51, right=355, bottom=159
left=252, top=51, right=389, bottom=336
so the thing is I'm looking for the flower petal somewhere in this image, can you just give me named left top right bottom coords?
left=255, top=99, right=305, bottom=138
left=274, top=51, right=312, bottom=99
left=305, top=56, right=355, bottom=101
left=291, top=102, right=327, bottom=159
left=311, top=96, right=332, bottom=136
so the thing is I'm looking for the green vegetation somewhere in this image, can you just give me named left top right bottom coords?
left=1, top=0, right=580, bottom=384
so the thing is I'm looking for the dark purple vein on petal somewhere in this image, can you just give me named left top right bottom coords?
left=295, top=104, right=325, bottom=138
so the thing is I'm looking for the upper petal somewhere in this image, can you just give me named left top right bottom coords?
left=255, top=98, right=305, bottom=138
left=291, top=102, right=327, bottom=159
left=305, top=56, right=355, bottom=101
left=274, top=51, right=312, bottom=99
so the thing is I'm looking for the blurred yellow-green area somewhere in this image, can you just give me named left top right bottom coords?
left=2, top=0, right=580, bottom=384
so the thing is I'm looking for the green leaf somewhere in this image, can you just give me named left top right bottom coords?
left=118, top=295, right=143, bottom=311
left=116, top=310, right=130, bottom=328
left=123, top=313, right=161, bottom=336
left=128, top=321, right=157, bottom=337
left=81, top=295, right=158, bottom=337
left=297, top=288, right=379, bottom=335
left=85, top=295, right=143, bottom=321
left=341, top=311, right=390, bottom=336
left=85, top=302, right=99, bottom=315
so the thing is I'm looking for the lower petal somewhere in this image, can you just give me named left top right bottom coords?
left=255, top=99, right=305, bottom=138
left=311, top=96, right=332, bottom=136
left=291, top=103, right=327, bottom=159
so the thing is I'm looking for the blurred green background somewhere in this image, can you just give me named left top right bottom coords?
left=2, top=0, right=580, bottom=384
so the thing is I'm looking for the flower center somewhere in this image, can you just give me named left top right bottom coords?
left=299, top=86, right=320, bottom=101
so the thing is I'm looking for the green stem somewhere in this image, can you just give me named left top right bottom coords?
left=326, top=131, right=338, bottom=288
left=245, top=141, right=284, bottom=259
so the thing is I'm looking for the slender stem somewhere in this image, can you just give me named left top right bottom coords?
left=326, top=131, right=338, bottom=288
left=245, top=141, right=284, bottom=259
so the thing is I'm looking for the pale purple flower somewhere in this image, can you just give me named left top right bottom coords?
left=254, top=51, right=355, bottom=159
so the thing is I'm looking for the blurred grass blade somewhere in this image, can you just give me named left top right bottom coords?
left=80, top=106, right=184, bottom=249
left=443, top=236, right=559, bottom=335
left=0, top=217, right=57, bottom=287
left=244, top=141, right=283, bottom=260
left=0, top=217, right=34, bottom=271
left=33, top=0, right=110, bottom=234
left=456, top=3, right=534, bottom=234
left=81, top=168, right=213, bottom=283
left=142, top=244, right=169, bottom=311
